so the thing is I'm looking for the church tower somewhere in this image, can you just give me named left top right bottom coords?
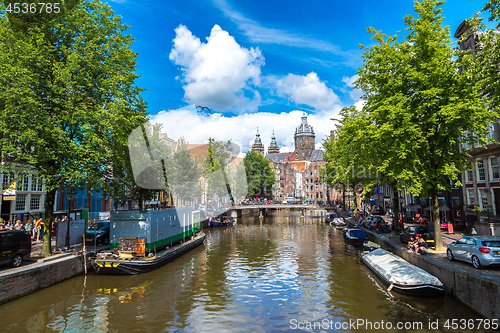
left=293, top=113, right=315, bottom=160
left=267, top=131, right=280, bottom=155
left=251, top=128, right=265, bottom=155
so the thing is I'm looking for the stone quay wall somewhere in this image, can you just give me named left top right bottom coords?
left=0, top=254, right=86, bottom=305
left=342, top=213, right=500, bottom=320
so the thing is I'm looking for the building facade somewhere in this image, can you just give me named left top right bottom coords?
left=455, top=20, right=500, bottom=235
left=259, top=113, right=333, bottom=202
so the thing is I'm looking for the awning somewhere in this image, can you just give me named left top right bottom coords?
left=424, top=205, right=450, bottom=212
left=404, top=203, right=421, bottom=210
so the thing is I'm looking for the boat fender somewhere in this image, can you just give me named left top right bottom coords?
left=387, top=283, right=394, bottom=292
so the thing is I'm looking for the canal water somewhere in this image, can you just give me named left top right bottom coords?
left=0, top=212, right=492, bottom=332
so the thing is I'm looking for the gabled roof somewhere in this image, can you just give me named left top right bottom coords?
left=310, top=150, right=324, bottom=161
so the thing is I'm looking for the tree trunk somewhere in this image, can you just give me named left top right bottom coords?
left=42, top=187, right=56, bottom=256
left=431, top=188, right=443, bottom=251
left=392, top=187, right=400, bottom=232
left=342, top=184, right=346, bottom=210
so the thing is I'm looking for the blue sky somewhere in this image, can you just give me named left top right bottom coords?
left=106, top=0, right=490, bottom=154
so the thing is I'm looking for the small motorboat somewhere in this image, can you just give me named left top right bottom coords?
left=210, top=216, right=234, bottom=227
left=361, top=248, right=446, bottom=296
left=344, top=228, right=367, bottom=246
left=333, top=218, right=347, bottom=230
left=325, top=212, right=337, bottom=223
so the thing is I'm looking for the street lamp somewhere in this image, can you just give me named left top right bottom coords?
left=66, top=191, right=77, bottom=250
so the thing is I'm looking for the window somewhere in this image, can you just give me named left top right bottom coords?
left=466, top=170, right=473, bottom=183
left=15, top=194, right=26, bottom=211
left=467, top=189, right=475, bottom=205
left=491, top=157, right=500, bottom=180
left=16, top=175, right=29, bottom=191
left=487, top=122, right=496, bottom=141
left=2, top=173, right=12, bottom=190
left=477, top=160, right=486, bottom=182
left=31, top=177, right=44, bottom=192
left=30, top=195, right=41, bottom=210
left=481, top=190, right=488, bottom=210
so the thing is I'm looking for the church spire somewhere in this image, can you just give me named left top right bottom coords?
left=251, top=127, right=265, bottom=155
left=267, top=130, right=280, bottom=155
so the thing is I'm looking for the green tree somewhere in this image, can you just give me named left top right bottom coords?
left=169, top=138, right=201, bottom=206
left=323, top=106, right=379, bottom=212
left=243, top=150, right=274, bottom=198
left=355, top=0, right=493, bottom=250
left=0, top=0, right=148, bottom=255
left=467, top=1, right=500, bottom=112
left=109, top=120, right=166, bottom=210
left=203, top=139, right=234, bottom=207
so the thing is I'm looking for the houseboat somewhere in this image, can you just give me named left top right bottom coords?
left=91, top=208, right=205, bottom=275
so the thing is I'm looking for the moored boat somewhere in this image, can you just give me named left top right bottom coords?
left=361, top=248, right=446, bottom=296
left=210, top=216, right=234, bottom=227
left=344, top=228, right=367, bottom=246
left=333, top=217, right=346, bottom=230
left=91, top=208, right=204, bottom=275
left=92, top=232, right=205, bottom=275
left=325, top=212, right=337, bottom=223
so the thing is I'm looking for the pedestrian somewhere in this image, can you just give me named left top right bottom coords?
left=25, top=220, right=33, bottom=237
left=14, top=220, right=23, bottom=230
left=52, top=219, right=58, bottom=239
left=407, top=237, right=418, bottom=253
left=416, top=236, right=428, bottom=255
left=38, top=219, right=44, bottom=241
left=35, top=219, right=43, bottom=241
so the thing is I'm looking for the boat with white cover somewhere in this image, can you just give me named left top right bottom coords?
left=361, top=248, right=446, bottom=296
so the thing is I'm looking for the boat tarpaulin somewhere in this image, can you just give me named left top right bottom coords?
left=362, top=248, right=443, bottom=287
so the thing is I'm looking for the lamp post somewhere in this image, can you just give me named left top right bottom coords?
left=66, top=191, right=77, bottom=250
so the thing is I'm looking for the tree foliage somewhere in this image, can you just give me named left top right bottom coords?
left=0, top=0, right=148, bottom=255
left=243, top=151, right=274, bottom=198
left=203, top=138, right=234, bottom=205
left=327, top=0, right=493, bottom=249
left=169, top=138, right=201, bottom=205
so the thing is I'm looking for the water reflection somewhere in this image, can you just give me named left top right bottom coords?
left=0, top=212, right=489, bottom=332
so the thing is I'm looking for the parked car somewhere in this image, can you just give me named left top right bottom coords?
left=400, top=225, right=435, bottom=246
left=447, top=236, right=500, bottom=269
left=372, top=205, right=385, bottom=215
left=85, top=220, right=111, bottom=246
left=0, top=230, right=31, bottom=268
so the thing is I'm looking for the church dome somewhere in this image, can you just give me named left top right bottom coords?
left=294, top=113, right=315, bottom=137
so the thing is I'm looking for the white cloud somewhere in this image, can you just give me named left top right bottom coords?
left=274, top=72, right=340, bottom=110
left=342, top=74, right=363, bottom=101
left=150, top=105, right=342, bottom=155
left=169, top=24, right=264, bottom=112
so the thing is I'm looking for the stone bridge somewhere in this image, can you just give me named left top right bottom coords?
left=226, top=204, right=334, bottom=218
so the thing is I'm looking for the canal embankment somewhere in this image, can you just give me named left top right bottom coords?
left=342, top=213, right=500, bottom=320
left=0, top=252, right=87, bottom=305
